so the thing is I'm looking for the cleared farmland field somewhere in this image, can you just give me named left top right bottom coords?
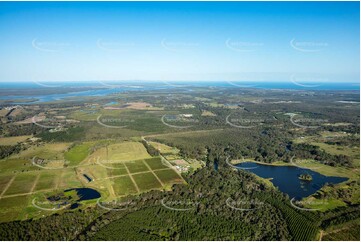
left=106, top=163, right=128, bottom=177
left=123, top=160, right=149, bottom=173
left=148, top=141, right=179, bottom=155
left=64, top=142, right=94, bottom=166
left=144, top=157, right=168, bottom=170
left=3, top=173, right=38, bottom=196
left=132, top=172, right=162, bottom=192
left=0, top=158, right=38, bottom=174
left=33, top=171, right=59, bottom=191
left=0, top=195, right=30, bottom=222
left=0, top=135, right=32, bottom=145
left=112, top=176, right=138, bottom=196
left=0, top=175, right=14, bottom=192
left=57, top=170, right=82, bottom=188
left=17, top=143, right=71, bottom=160
left=107, top=142, right=151, bottom=161
left=154, top=169, right=183, bottom=184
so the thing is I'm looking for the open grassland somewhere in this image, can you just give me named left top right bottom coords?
left=12, top=143, right=71, bottom=160
left=64, top=142, right=95, bottom=166
left=148, top=141, right=179, bottom=155
left=303, top=197, right=347, bottom=212
left=311, top=142, right=359, bottom=159
left=290, top=159, right=359, bottom=180
left=97, top=142, right=152, bottom=162
left=0, top=135, right=32, bottom=145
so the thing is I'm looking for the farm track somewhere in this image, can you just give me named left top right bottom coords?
left=1, top=188, right=53, bottom=199
left=97, top=168, right=171, bottom=181
left=30, top=173, right=41, bottom=193
left=142, top=160, right=164, bottom=187
left=123, top=163, right=140, bottom=193
left=0, top=176, right=16, bottom=198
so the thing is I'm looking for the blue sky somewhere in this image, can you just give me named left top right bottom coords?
left=0, top=1, right=359, bottom=82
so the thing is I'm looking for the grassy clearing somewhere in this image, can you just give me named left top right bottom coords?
left=291, top=160, right=358, bottom=180
left=148, top=141, right=179, bottom=155
left=132, top=172, right=162, bottom=192
left=64, top=142, right=94, bottom=165
left=0, top=135, right=32, bottom=145
left=107, top=142, right=151, bottom=161
left=3, top=173, right=38, bottom=195
left=12, top=143, right=71, bottom=161
left=112, top=176, right=138, bottom=196
left=311, top=142, right=359, bottom=159
left=302, top=197, right=346, bottom=212
left=92, top=141, right=152, bottom=163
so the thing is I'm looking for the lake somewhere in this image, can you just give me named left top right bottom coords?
left=236, top=162, right=348, bottom=199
